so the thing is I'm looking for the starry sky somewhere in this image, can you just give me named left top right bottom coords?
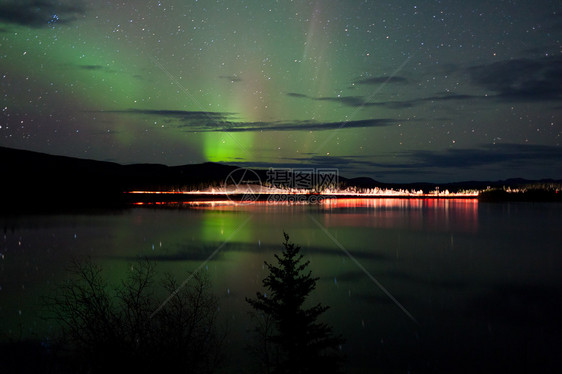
left=1, top=0, right=561, bottom=182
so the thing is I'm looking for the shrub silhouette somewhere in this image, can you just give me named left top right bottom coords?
left=47, top=258, right=224, bottom=373
left=246, top=232, right=344, bottom=374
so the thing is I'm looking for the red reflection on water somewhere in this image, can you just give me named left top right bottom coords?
left=131, top=197, right=479, bottom=232
left=320, top=198, right=479, bottom=233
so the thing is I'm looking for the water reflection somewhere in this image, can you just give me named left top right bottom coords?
left=319, top=198, right=479, bottom=233
left=1, top=199, right=561, bottom=372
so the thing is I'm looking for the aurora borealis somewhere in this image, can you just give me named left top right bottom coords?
left=1, top=0, right=561, bottom=182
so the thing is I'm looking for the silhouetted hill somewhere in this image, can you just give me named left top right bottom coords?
left=1, top=147, right=123, bottom=210
left=343, top=177, right=380, bottom=188
left=0, top=147, right=239, bottom=210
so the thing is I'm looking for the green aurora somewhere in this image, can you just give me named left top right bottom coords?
left=1, top=0, right=561, bottom=182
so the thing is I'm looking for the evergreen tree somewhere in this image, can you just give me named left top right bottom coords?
left=246, top=233, right=344, bottom=374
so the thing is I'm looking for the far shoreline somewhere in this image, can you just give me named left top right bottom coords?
left=1, top=189, right=559, bottom=215
left=125, top=189, right=562, bottom=205
left=125, top=191, right=479, bottom=204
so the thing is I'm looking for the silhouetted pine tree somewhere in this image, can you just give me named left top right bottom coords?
left=246, top=232, right=344, bottom=374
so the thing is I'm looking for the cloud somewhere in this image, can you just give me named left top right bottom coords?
left=102, top=109, right=234, bottom=121
left=79, top=65, right=106, bottom=71
left=210, top=119, right=394, bottom=132
left=285, top=155, right=388, bottom=168
left=222, top=155, right=397, bottom=175
left=468, top=56, right=562, bottom=102
left=98, top=109, right=396, bottom=132
left=293, top=56, right=562, bottom=109
left=0, top=0, right=85, bottom=28
left=353, top=76, right=410, bottom=85
left=219, top=75, right=242, bottom=83
left=422, top=94, right=478, bottom=102
left=287, top=91, right=479, bottom=109
left=405, top=143, right=562, bottom=169
left=286, top=92, right=308, bottom=98
left=257, top=144, right=562, bottom=171
left=215, top=143, right=561, bottom=182
left=76, top=65, right=116, bottom=74
left=287, top=92, right=408, bottom=108
left=315, top=95, right=367, bottom=107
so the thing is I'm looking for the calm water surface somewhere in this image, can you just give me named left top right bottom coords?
left=1, top=198, right=561, bottom=373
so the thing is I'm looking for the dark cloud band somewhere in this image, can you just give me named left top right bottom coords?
left=468, top=56, right=562, bottom=102
left=94, top=109, right=397, bottom=132
left=0, top=0, right=85, bottom=28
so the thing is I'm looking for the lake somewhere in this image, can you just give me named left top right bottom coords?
left=1, top=198, right=561, bottom=373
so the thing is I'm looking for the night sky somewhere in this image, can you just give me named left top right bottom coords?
left=1, top=0, right=561, bottom=182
